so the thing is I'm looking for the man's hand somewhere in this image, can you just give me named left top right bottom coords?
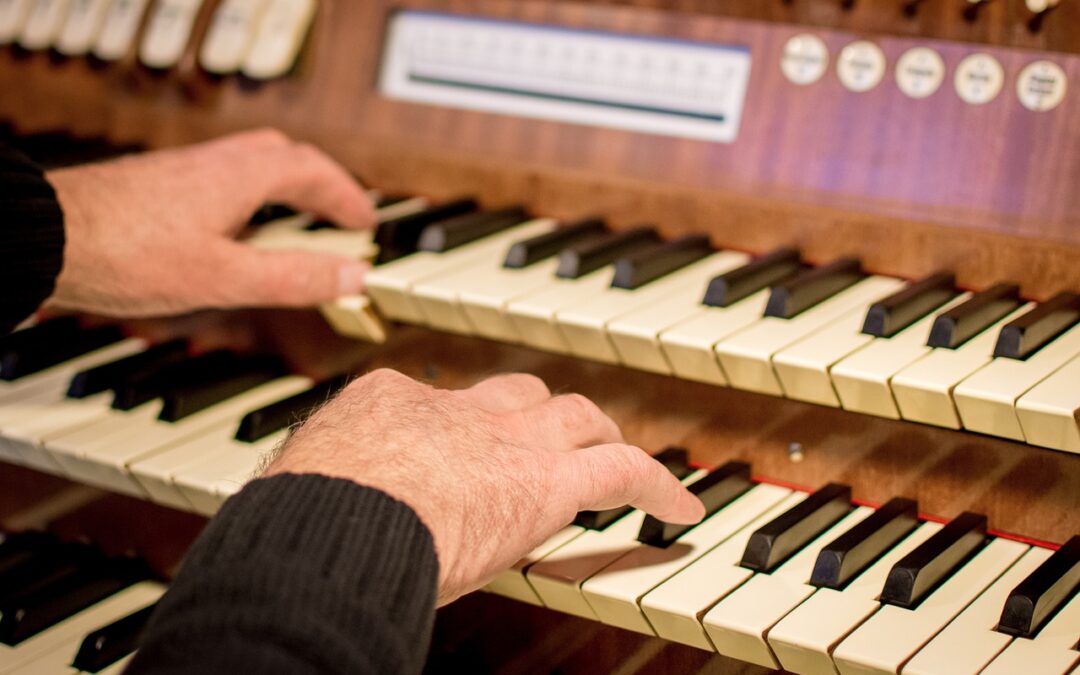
left=264, top=369, right=706, bottom=605
left=46, top=129, right=375, bottom=317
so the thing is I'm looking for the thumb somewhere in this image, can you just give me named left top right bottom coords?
left=210, top=241, right=370, bottom=308
left=561, top=444, right=705, bottom=525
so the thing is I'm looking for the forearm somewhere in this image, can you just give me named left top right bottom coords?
left=128, top=474, right=439, bottom=674
left=0, top=146, right=65, bottom=334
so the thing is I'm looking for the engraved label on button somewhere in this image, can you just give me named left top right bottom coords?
left=895, top=46, right=945, bottom=99
left=954, top=53, right=1004, bottom=105
left=837, top=40, right=886, bottom=93
left=781, top=33, right=829, bottom=86
left=1016, top=60, right=1067, bottom=112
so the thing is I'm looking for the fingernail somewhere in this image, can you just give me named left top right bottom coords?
left=338, top=262, right=369, bottom=295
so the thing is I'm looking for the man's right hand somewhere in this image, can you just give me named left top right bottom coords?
left=263, top=369, right=705, bottom=605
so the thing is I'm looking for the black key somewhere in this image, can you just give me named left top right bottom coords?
left=374, top=198, right=477, bottom=264
left=810, top=497, right=919, bottom=590
left=764, top=258, right=865, bottom=319
left=880, top=511, right=987, bottom=609
left=862, top=273, right=958, bottom=338
left=0, top=316, right=80, bottom=354
left=0, top=542, right=104, bottom=606
left=248, top=203, right=297, bottom=226
left=235, top=374, right=349, bottom=442
left=72, top=603, right=156, bottom=673
left=0, top=531, right=55, bottom=578
left=556, top=227, right=662, bottom=279
left=997, top=535, right=1080, bottom=638
left=637, top=461, right=753, bottom=548
left=573, top=447, right=693, bottom=531
left=993, top=292, right=1080, bottom=360
left=503, top=218, right=607, bottom=269
left=611, top=235, right=713, bottom=291
left=741, top=483, right=854, bottom=573
left=67, top=340, right=189, bottom=399
left=927, top=282, right=1022, bottom=349
left=112, top=351, right=239, bottom=411
left=703, top=247, right=803, bottom=308
left=0, top=556, right=150, bottom=645
left=1, top=323, right=124, bottom=381
left=158, top=355, right=287, bottom=423
left=418, top=206, right=530, bottom=253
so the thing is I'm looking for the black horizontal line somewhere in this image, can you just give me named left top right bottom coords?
left=407, top=72, right=726, bottom=123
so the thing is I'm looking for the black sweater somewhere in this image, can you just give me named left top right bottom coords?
left=0, top=145, right=440, bottom=674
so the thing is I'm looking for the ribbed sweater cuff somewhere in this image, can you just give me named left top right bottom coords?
left=0, top=148, right=64, bottom=333
left=134, top=474, right=439, bottom=673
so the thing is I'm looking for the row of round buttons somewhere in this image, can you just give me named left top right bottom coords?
left=781, top=35, right=1067, bottom=111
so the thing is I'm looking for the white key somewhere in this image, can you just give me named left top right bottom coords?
left=980, top=589, right=1080, bottom=675
left=485, top=524, right=586, bottom=606
left=716, top=277, right=901, bottom=396
left=581, top=483, right=791, bottom=635
left=902, top=545, right=1054, bottom=675
left=0, top=339, right=145, bottom=467
left=638, top=492, right=807, bottom=650
left=46, top=376, right=309, bottom=497
left=54, top=0, right=109, bottom=54
left=409, top=219, right=560, bottom=334
left=655, top=290, right=771, bottom=385
left=0, top=581, right=164, bottom=675
left=0, top=0, right=35, bottom=44
left=703, top=506, right=875, bottom=668
left=430, top=257, right=561, bottom=343
left=198, top=0, right=267, bottom=74
left=525, top=470, right=707, bottom=619
left=769, top=521, right=943, bottom=675
left=99, top=654, right=135, bottom=675
left=241, top=0, right=316, bottom=80
left=18, top=0, right=70, bottom=49
left=128, top=379, right=310, bottom=509
left=772, top=279, right=909, bottom=406
left=139, top=0, right=203, bottom=69
left=1016, top=354, right=1080, bottom=454
left=554, top=252, right=750, bottom=365
left=174, top=433, right=280, bottom=514
left=891, top=303, right=1033, bottom=429
left=367, top=218, right=556, bottom=325
left=92, top=0, right=148, bottom=59
left=953, top=323, right=1080, bottom=441
left=505, top=268, right=616, bottom=354
left=831, top=293, right=972, bottom=419
left=832, top=537, right=1029, bottom=675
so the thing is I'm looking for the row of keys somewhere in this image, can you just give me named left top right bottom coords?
left=488, top=449, right=1080, bottom=674
left=327, top=200, right=1080, bottom=454
left=0, top=0, right=316, bottom=79
left=0, top=530, right=162, bottom=673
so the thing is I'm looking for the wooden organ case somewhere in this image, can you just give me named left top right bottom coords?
left=1, top=1, right=1079, bottom=673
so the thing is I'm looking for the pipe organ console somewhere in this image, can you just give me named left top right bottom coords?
left=1, top=1, right=1079, bottom=673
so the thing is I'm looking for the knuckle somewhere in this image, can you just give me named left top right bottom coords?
left=247, top=127, right=291, bottom=147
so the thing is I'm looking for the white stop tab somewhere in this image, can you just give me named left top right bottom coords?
left=1016, top=60, right=1067, bottom=112
left=781, top=33, right=829, bottom=86
left=837, top=40, right=886, bottom=93
left=954, top=53, right=1004, bottom=105
left=895, top=46, right=945, bottom=99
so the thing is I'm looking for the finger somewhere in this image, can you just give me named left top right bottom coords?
left=562, top=444, right=705, bottom=525
left=456, top=373, right=551, bottom=413
left=259, top=142, right=376, bottom=230
left=206, top=240, right=370, bottom=308
left=516, top=393, right=623, bottom=451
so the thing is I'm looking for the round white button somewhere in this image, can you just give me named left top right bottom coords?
left=954, top=53, right=1004, bottom=105
left=1016, top=60, right=1067, bottom=112
left=781, top=33, right=829, bottom=86
left=837, top=40, right=886, bottom=93
left=895, top=47, right=945, bottom=99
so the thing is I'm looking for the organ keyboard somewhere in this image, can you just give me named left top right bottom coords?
left=2, top=0, right=1080, bottom=672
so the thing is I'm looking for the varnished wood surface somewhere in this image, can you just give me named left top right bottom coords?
left=2, top=1, right=1080, bottom=301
